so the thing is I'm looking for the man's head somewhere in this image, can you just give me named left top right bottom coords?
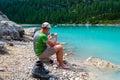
left=41, top=22, right=51, bottom=34
left=42, top=22, right=51, bottom=29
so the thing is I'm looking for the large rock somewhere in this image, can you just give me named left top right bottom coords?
left=0, top=11, right=24, bottom=40
left=84, top=56, right=120, bottom=71
left=0, top=11, right=9, bottom=21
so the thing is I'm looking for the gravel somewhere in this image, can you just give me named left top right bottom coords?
left=0, top=41, right=99, bottom=80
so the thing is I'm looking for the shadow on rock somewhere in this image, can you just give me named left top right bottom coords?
left=41, top=58, right=89, bottom=72
left=0, top=50, right=9, bottom=55
left=0, top=41, right=9, bottom=55
left=65, top=61, right=89, bottom=72
left=0, top=77, right=4, bottom=80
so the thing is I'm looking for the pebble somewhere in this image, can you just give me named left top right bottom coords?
left=0, top=65, right=6, bottom=72
left=0, top=67, right=5, bottom=72
left=74, top=77, right=82, bottom=80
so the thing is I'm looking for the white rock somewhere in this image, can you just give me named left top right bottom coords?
left=74, top=77, right=82, bottom=80
left=84, top=56, right=120, bottom=71
left=0, top=65, right=6, bottom=72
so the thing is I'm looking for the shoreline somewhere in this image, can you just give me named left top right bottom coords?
left=56, top=24, right=120, bottom=27
left=20, top=23, right=120, bottom=27
left=20, top=24, right=41, bottom=26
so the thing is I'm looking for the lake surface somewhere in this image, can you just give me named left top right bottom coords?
left=23, top=25, right=120, bottom=80
left=55, top=26, right=120, bottom=63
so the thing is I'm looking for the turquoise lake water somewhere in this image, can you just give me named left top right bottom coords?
left=51, top=26, right=120, bottom=65
left=24, top=25, right=120, bottom=80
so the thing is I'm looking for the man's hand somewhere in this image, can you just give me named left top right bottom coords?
left=47, top=33, right=58, bottom=47
left=48, top=35, right=53, bottom=39
left=48, top=33, right=57, bottom=39
left=53, top=33, right=57, bottom=38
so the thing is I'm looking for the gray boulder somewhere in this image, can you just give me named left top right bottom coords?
left=0, top=11, right=9, bottom=21
left=0, top=11, right=24, bottom=40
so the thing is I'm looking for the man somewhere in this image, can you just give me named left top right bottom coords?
left=33, top=22, right=69, bottom=69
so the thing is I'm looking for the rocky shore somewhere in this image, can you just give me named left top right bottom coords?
left=0, top=38, right=91, bottom=80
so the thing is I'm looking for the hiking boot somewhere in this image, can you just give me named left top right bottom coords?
left=32, top=65, right=50, bottom=79
left=35, top=61, right=50, bottom=74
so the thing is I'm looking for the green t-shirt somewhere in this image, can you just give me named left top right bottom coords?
left=33, top=31, right=48, bottom=56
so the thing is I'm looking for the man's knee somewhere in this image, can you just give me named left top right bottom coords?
left=57, top=44, right=63, bottom=49
left=55, top=44, right=63, bottom=51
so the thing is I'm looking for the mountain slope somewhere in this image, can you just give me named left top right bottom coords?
left=0, top=0, right=120, bottom=24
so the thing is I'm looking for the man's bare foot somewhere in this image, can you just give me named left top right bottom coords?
left=59, top=63, right=70, bottom=69
left=50, top=59, right=67, bottom=65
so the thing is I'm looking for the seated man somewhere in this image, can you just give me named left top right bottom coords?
left=33, top=22, right=69, bottom=69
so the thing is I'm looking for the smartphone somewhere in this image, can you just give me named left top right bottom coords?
left=51, top=34, right=54, bottom=36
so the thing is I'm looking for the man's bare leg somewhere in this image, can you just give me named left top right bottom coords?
left=54, top=44, right=69, bottom=69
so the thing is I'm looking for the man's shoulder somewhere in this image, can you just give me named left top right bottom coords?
left=34, top=31, right=40, bottom=37
left=34, top=31, right=47, bottom=38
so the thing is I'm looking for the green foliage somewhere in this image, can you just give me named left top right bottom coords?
left=0, top=0, right=120, bottom=24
